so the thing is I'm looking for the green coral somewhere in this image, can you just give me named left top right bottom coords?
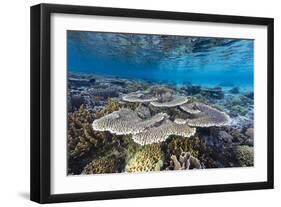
left=82, top=156, right=118, bottom=174
left=125, top=144, right=164, bottom=172
left=67, top=105, right=106, bottom=158
left=234, top=145, right=254, bottom=166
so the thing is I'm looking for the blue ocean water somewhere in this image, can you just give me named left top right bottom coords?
left=67, top=31, right=254, bottom=89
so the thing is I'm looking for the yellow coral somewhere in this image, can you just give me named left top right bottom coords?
left=125, top=144, right=163, bottom=172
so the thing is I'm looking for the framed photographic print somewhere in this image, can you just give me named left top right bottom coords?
left=30, top=3, right=274, bottom=203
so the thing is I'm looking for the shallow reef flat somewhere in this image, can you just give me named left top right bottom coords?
left=67, top=73, right=254, bottom=175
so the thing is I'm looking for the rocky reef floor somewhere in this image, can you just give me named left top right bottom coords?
left=67, top=72, right=254, bottom=175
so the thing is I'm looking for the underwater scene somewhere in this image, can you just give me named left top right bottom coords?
left=67, top=31, right=254, bottom=175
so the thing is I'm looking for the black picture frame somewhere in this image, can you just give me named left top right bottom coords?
left=30, top=3, right=274, bottom=204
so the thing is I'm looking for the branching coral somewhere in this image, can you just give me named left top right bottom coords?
left=67, top=105, right=106, bottom=158
left=125, top=144, right=164, bottom=172
left=167, top=136, right=202, bottom=159
left=168, top=148, right=202, bottom=170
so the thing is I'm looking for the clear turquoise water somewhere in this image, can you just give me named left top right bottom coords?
left=67, top=31, right=254, bottom=89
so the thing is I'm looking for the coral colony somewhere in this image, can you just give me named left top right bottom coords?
left=67, top=32, right=254, bottom=175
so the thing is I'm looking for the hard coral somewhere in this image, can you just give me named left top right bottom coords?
left=82, top=156, right=118, bottom=174
left=150, top=95, right=188, bottom=107
left=234, top=145, right=254, bottom=167
left=179, top=102, right=231, bottom=127
left=132, top=119, right=196, bottom=145
left=125, top=144, right=164, bottom=172
left=168, top=148, right=202, bottom=170
left=93, top=108, right=168, bottom=135
left=67, top=105, right=105, bottom=159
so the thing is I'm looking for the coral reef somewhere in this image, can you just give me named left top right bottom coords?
left=180, top=103, right=201, bottom=114
left=69, top=77, right=92, bottom=87
left=67, top=73, right=254, bottom=175
left=168, top=148, right=202, bottom=170
left=229, top=87, right=240, bottom=94
left=150, top=95, right=188, bottom=107
left=201, top=87, right=224, bottom=99
left=135, top=105, right=151, bottom=119
left=181, top=85, right=201, bottom=95
left=94, top=99, right=139, bottom=119
left=67, top=105, right=105, bottom=159
left=132, top=120, right=196, bottom=145
left=244, top=91, right=254, bottom=99
left=178, top=102, right=231, bottom=127
left=122, top=91, right=157, bottom=103
left=92, top=108, right=168, bottom=135
left=234, top=145, right=254, bottom=166
left=125, top=144, right=164, bottom=172
left=82, top=155, right=119, bottom=174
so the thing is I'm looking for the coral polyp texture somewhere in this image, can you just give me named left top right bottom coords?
left=68, top=105, right=98, bottom=158
left=150, top=95, right=188, bottom=108
left=125, top=144, right=164, bottom=172
left=67, top=31, right=254, bottom=175
left=82, top=156, right=118, bottom=174
left=234, top=145, right=254, bottom=167
left=92, top=108, right=168, bottom=135
left=180, top=103, right=201, bottom=114
left=122, top=91, right=158, bottom=103
left=179, top=102, right=231, bottom=127
left=132, top=120, right=196, bottom=145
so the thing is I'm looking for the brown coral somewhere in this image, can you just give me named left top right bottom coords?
left=234, top=145, right=254, bottom=167
left=82, top=156, right=118, bottom=174
left=67, top=105, right=105, bottom=158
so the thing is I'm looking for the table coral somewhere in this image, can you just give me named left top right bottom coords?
left=122, top=91, right=158, bottom=103
left=132, top=119, right=196, bottom=145
left=150, top=95, right=188, bottom=107
left=179, top=102, right=231, bottom=127
left=93, top=108, right=168, bottom=135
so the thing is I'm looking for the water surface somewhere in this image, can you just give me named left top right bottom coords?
left=67, top=31, right=254, bottom=89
